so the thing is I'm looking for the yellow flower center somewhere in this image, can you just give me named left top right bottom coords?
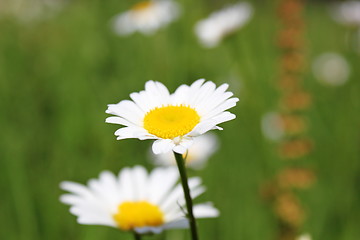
left=132, top=1, right=153, bottom=11
left=143, top=105, right=200, bottom=139
left=113, top=201, right=164, bottom=230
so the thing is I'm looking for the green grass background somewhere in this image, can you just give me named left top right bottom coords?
left=0, top=0, right=359, bottom=239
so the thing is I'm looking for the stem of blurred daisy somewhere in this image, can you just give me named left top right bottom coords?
left=174, top=152, right=199, bottom=240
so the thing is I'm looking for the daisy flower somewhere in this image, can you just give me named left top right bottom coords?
left=151, top=133, right=219, bottom=170
left=296, top=233, right=312, bottom=240
left=105, top=79, right=238, bottom=154
left=312, top=53, right=351, bottom=86
left=194, top=2, right=253, bottom=48
left=0, top=0, right=67, bottom=23
left=111, top=0, right=180, bottom=36
left=331, top=1, right=360, bottom=27
left=261, top=112, right=284, bottom=141
left=60, top=166, right=219, bottom=234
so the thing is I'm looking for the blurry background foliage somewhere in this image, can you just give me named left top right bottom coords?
left=0, top=0, right=359, bottom=240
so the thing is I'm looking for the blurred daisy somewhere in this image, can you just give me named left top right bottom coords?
left=111, top=0, right=180, bottom=36
left=60, top=166, right=219, bottom=234
left=312, top=52, right=351, bottom=86
left=194, top=2, right=253, bottom=48
left=0, top=0, right=67, bottom=23
left=151, top=133, right=219, bottom=170
left=296, top=233, right=312, bottom=240
left=331, top=1, right=360, bottom=27
left=261, top=112, right=284, bottom=141
left=106, top=79, right=238, bottom=154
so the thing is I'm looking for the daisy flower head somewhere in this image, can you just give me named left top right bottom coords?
left=194, top=2, right=253, bottom=48
left=151, top=133, right=219, bottom=170
left=312, top=52, right=351, bottom=86
left=261, top=112, right=284, bottom=141
left=296, top=233, right=312, bottom=240
left=111, top=0, right=181, bottom=36
left=60, top=166, right=219, bottom=234
left=106, top=79, right=238, bottom=154
left=331, top=1, right=360, bottom=27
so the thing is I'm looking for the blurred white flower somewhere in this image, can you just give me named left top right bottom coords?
left=60, top=166, right=219, bottom=234
left=194, top=2, right=253, bottom=48
left=261, top=112, right=284, bottom=141
left=331, top=1, right=360, bottom=27
left=151, top=133, right=219, bottom=170
left=111, top=0, right=180, bottom=36
left=296, top=233, right=312, bottom=240
left=312, top=53, right=351, bottom=86
left=0, top=0, right=67, bottom=23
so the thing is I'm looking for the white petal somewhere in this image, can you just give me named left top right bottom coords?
left=60, top=181, right=92, bottom=198
left=193, top=203, right=220, bottom=218
left=212, top=111, right=236, bottom=125
left=147, top=167, right=179, bottom=204
left=134, top=226, right=163, bottom=234
left=77, top=215, right=116, bottom=227
left=114, top=126, right=149, bottom=140
left=173, top=144, right=187, bottom=154
left=105, top=116, right=136, bottom=127
left=189, top=120, right=218, bottom=136
left=171, top=84, right=191, bottom=104
left=160, top=177, right=202, bottom=211
left=117, top=167, right=135, bottom=201
left=202, top=98, right=239, bottom=120
left=106, top=100, right=144, bottom=126
left=152, top=139, right=175, bottom=154
left=131, top=166, right=148, bottom=200
left=163, top=219, right=189, bottom=229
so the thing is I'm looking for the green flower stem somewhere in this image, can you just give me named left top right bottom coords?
left=173, top=152, right=199, bottom=240
left=133, top=232, right=141, bottom=240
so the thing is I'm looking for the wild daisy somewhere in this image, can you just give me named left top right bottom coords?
left=111, top=0, right=180, bottom=36
left=0, top=0, right=67, bottom=23
left=296, top=233, right=312, bottom=240
left=331, top=1, right=360, bottom=27
left=151, top=133, right=219, bottom=169
left=60, top=166, right=219, bottom=234
left=312, top=53, right=351, bottom=86
left=194, top=2, right=253, bottom=48
left=261, top=112, right=284, bottom=141
left=106, top=79, right=238, bottom=154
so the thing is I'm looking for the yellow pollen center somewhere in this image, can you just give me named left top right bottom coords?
left=113, top=201, right=164, bottom=230
left=143, top=105, right=200, bottom=139
left=132, top=1, right=153, bottom=11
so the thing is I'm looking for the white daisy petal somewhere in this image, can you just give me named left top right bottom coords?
left=147, top=167, right=179, bottom=204
left=163, top=219, right=189, bottom=229
left=212, top=111, right=237, bottom=125
left=77, top=215, right=116, bottom=226
left=134, top=226, right=164, bottom=234
left=202, top=97, right=239, bottom=120
left=193, top=203, right=220, bottom=218
left=60, top=181, right=92, bottom=198
left=189, top=119, right=218, bottom=136
left=106, top=79, right=237, bottom=154
left=117, top=167, right=135, bottom=201
left=151, top=133, right=219, bottom=170
left=131, top=166, right=148, bottom=200
left=60, top=166, right=218, bottom=234
left=152, top=139, right=175, bottom=154
left=160, top=177, right=202, bottom=211
left=173, top=144, right=187, bottom=154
